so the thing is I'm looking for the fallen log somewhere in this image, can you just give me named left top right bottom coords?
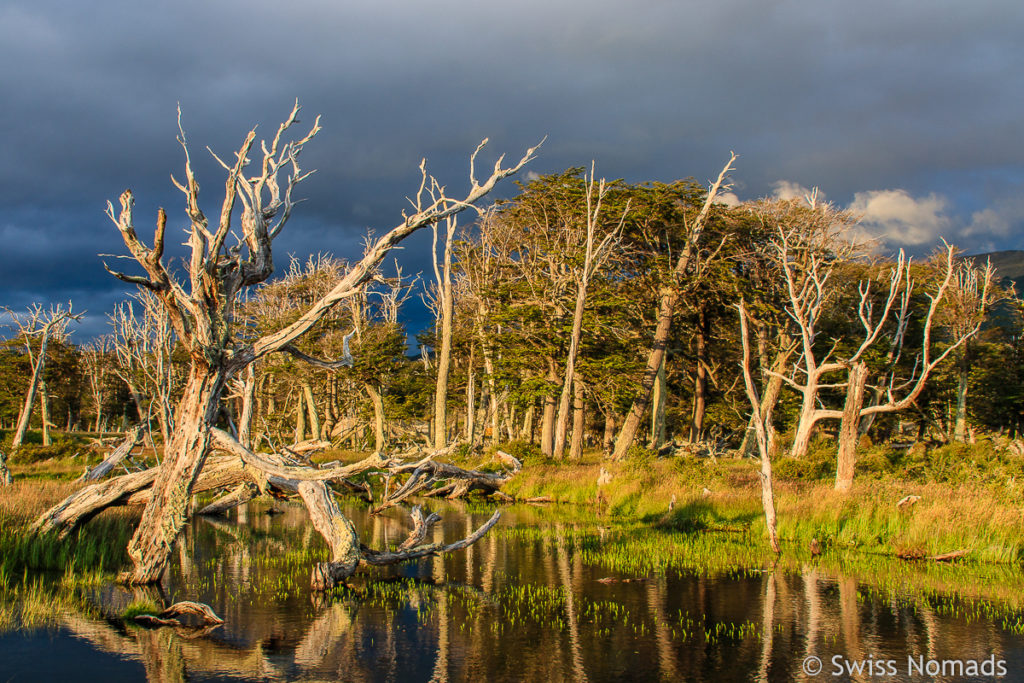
left=197, top=483, right=260, bottom=516
left=32, top=468, right=160, bottom=538
left=133, top=601, right=224, bottom=628
left=34, top=430, right=514, bottom=589
left=372, top=449, right=521, bottom=513
left=80, top=426, right=144, bottom=481
left=929, top=549, right=969, bottom=562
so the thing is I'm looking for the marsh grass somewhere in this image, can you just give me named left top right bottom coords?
left=0, top=480, right=134, bottom=578
left=502, top=448, right=1024, bottom=565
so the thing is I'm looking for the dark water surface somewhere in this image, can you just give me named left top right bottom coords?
left=3, top=500, right=1023, bottom=682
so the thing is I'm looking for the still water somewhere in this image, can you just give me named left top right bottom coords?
left=3, top=500, right=1024, bottom=681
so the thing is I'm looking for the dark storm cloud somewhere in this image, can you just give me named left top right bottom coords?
left=1, top=0, right=1022, bottom=336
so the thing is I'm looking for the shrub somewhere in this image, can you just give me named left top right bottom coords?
left=774, top=440, right=835, bottom=481
left=10, top=438, right=87, bottom=464
left=623, top=445, right=656, bottom=475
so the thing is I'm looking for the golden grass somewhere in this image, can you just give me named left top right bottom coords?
left=502, top=454, right=1024, bottom=564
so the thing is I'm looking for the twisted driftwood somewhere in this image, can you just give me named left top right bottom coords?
left=33, top=430, right=518, bottom=589
left=133, top=600, right=224, bottom=628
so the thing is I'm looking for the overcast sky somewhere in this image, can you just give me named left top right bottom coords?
left=2, top=0, right=1022, bottom=340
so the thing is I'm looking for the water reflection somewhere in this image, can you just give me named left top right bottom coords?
left=7, top=500, right=1024, bottom=682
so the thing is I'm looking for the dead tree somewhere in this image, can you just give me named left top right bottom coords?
left=552, top=164, right=626, bottom=459
left=43, top=102, right=537, bottom=584
left=942, top=255, right=999, bottom=442
left=6, top=303, right=82, bottom=450
left=759, top=196, right=993, bottom=489
left=33, top=438, right=516, bottom=590
left=737, top=300, right=781, bottom=553
left=429, top=213, right=458, bottom=450
left=612, top=154, right=736, bottom=460
left=81, top=336, right=115, bottom=434
left=109, top=291, right=180, bottom=446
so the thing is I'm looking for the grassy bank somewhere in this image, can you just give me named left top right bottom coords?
left=496, top=440, right=1024, bottom=565
left=4, top=433, right=1023, bottom=571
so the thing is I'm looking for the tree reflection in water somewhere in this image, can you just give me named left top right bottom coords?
left=12, top=500, right=1024, bottom=682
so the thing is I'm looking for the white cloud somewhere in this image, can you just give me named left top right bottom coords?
left=848, top=189, right=952, bottom=247
left=771, top=180, right=822, bottom=203
left=715, top=191, right=741, bottom=207
left=964, top=195, right=1024, bottom=243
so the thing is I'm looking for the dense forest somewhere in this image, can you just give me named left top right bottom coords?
left=3, top=166, right=1019, bottom=479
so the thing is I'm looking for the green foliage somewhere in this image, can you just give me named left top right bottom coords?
left=622, top=445, right=657, bottom=474
left=773, top=439, right=837, bottom=481
left=10, top=436, right=88, bottom=464
left=121, top=600, right=161, bottom=620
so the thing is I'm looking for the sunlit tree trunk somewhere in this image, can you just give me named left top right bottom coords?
left=302, top=382, right=320, bottom=441
left=602, top=409, right=616, bottom=455
left=432, top=217, right=456, bottom=450
left=738, top=301, right=781, bottom=552
left=294, top=390, right=306, bottom=443
left=612, top=154, right=735, bottom=460
left=835, top=361, right=868, bottom=492
left=39, top=377, right=52, bottom=446
left=465, top=369, right=476, bottom=443
left=553, top=283, right=587, bottom=458
left=126, top=363, right=227, bottom=583
left=953, top=351, right=970, bottom=443
left=365, top=383, right=386, bottom=452
left=569, top=380, right=585, bottom=460
left=237, top=364, right=256, bottom=449
left=12, top=334, right=50, bottom=449
left=541, top=357, right=557, bottom=456
left=689, top=309, right=709, bottom=442
left=649, top=355, right=667, bottom=449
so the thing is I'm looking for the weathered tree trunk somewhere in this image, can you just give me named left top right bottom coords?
left=953, top=353, right=970, bottom=443
left=365, top=383, right=386, bottom=452
left=835, top=361, right=869, bottom=492
left=569, top=380, right=585, bottom=460
left=790, top=390, right=820, bottom=459
left=554, top=277, right=589, bottom=459
left=522, top=403, right=534, bottom=442
left=614, top=288, right=679, bottom=459
left=602, top=409, right=616, bottom=455
left=39, top=377, right=52, bottom=446
left=0, top=449, right=11, bottom=486
left=432, top=221, right=456, bottom=450
left=294, top=390, right=306, bottom=443
left=689, top=309, right=708, bottom=442
left=12, top=332, right=51, bottom=449
left=740, top=345, right=792, bottom=458
left=540, top=357, right=557, bottom=456
left=123, top=364, right=227, bottom=584
left=649, top=354, right=667, bottom=449
left=465, top=370, right=476, bottom=444
left=237, top=365, right=256, bottom=449
left=302, top=382, right=321, bottom=443
left=738, top=302, right=781, bottom=553
left=298, top=480, right=362, bottom=590
left=81, top=426, right=143, bottom=481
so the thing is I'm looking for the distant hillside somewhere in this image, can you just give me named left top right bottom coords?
left=965, top=250, right=1024, bottom=294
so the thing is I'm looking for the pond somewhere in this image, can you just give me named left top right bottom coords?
left=3, top=500, right=1023, bottom=681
